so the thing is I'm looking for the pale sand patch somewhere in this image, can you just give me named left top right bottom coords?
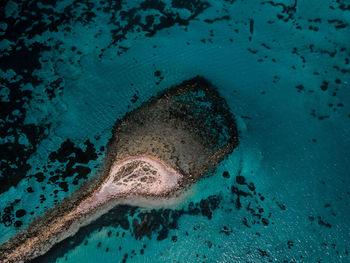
left=77, top=155, right=183, bottom=213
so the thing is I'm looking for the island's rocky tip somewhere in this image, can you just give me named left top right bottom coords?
left=0, top=76, right=239, bottom=263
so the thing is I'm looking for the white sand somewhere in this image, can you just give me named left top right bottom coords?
left=77, top=155, right=183, bottom=213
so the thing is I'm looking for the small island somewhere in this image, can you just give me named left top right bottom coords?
left=0, top=76, right=239, bottom=263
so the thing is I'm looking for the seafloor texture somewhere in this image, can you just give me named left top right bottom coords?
left=0, top=77, right=238, bottom=263
left=0, top=0, right=350, bottom=262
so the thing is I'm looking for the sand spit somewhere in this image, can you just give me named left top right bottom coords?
left=0, top=76, right=239, bottom=263
left=0, top=156, right=183, bottom=263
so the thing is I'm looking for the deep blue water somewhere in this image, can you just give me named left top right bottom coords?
left=1, top=0, right=350, bottom=262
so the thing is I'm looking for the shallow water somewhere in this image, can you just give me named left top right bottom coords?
left=1, top=0, right=350, bottom=262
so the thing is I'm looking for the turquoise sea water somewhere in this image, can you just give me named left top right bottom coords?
left=1, top=0, right=350, bottom=262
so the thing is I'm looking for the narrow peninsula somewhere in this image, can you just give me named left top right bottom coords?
left=0, top=76, right=239, bottom=263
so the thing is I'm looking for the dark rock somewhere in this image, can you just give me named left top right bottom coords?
left=15, top=209, right=26, bottom=218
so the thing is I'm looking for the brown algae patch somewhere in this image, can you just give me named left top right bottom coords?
left=0, top=76, right=238, bottom=263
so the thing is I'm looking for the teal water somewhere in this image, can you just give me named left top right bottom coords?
left=1, top=0, right=350, bottom=262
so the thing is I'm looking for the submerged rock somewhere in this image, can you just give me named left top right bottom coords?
left=0, top=76, right=238, bottom=263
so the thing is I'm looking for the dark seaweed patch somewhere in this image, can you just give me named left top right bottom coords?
left=261, top=0, right=297, bottom=23
left=203, top=15, right=230, bottom=24
left=318, top=217, right=332, bottom=228
left=0, top=73, right=50, bottom=194
left=106, top=0, right=210, bottom=49
left=1, top=206, right=14, bottom=227
left=219, top=226, right=231, bottom=236
left=1, top=139, right=98, bottom=227
left=236, top=175, right=246, bottom=185
left=199, top=195, right=221, bottom=219
left=14, top=221, right=23, bottom=228
left=296, top=85, right=305, bottom=93
left=258, top=248, right=269, bottom=258
left=328, top=19, right=349, bottom=30
left=222, top=171, right=230, bottom=178
left=131, top=92, right=139, bottom=104
left=320, top=81, right=329, bottom=91
left=333, top=0, right=350, bottom=11
left=249, top=19, right=254, bottom=41
left=46, top=139, right=97, bottom=189
left=15, top=210, right=26, bottom=218
left=228, top=173, right=281, bottom=228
